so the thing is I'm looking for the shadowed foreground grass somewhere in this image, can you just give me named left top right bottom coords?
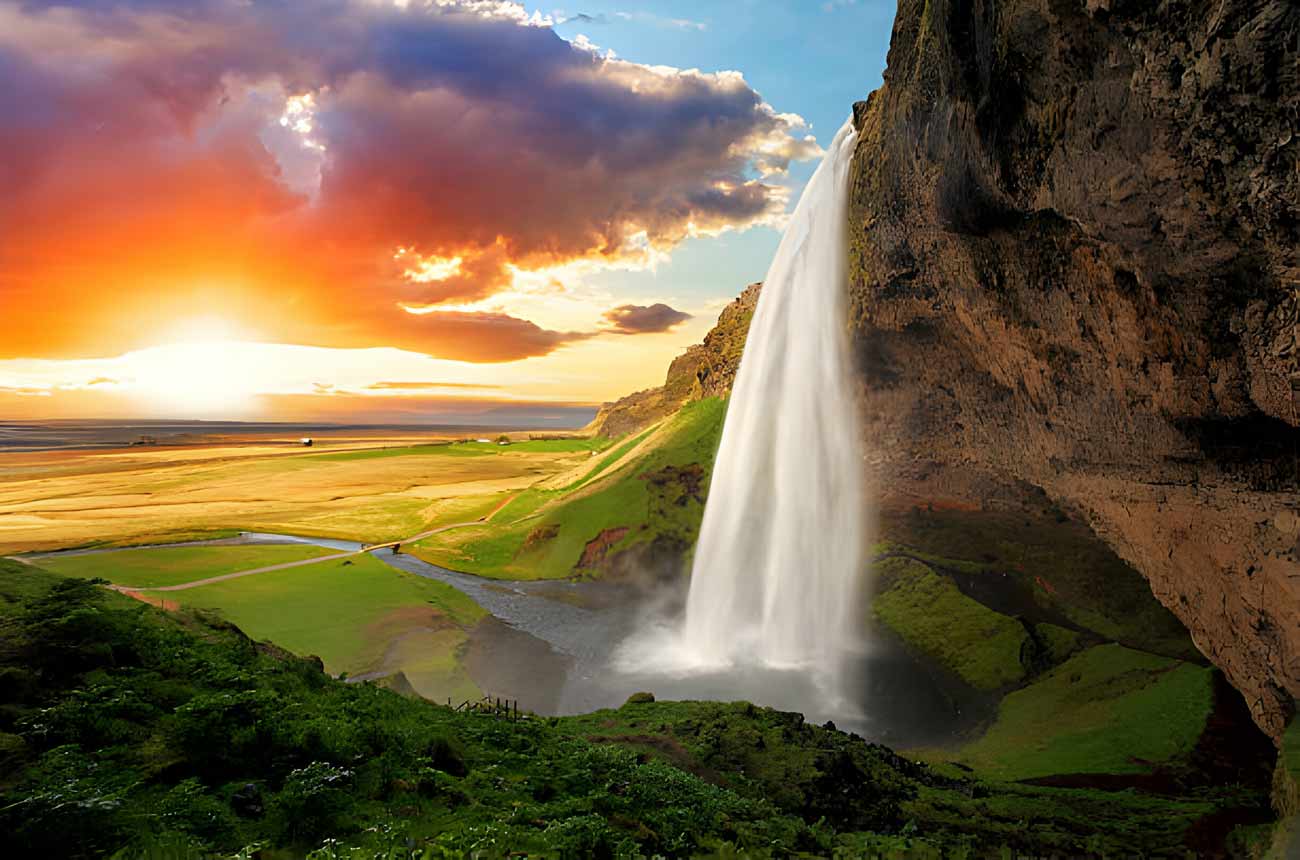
left=0, top=561, right=1275, bottom=858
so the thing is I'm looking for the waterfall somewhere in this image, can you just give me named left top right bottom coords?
left=681, top=118, right=865, bottom=680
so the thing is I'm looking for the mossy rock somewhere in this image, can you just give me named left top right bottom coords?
left=878, top=504, right=1198, bottom=660
left=873, top=557, right=1028, bottom=690
left=0, top=732, right=25, bottom=765
left=1273, top=715, right=1300, bottom=818
left=955, top=644, right=1214, bottom=780
left=1033, top=622, right=1083, bottom=666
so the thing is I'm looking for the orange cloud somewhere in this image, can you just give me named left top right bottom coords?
left=0, top=0, right=818, bottom=364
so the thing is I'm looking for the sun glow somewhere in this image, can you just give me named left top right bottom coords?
left=128, top=342, right=263, bottom=417
left=395, top=248, right=465, bottom=283
left=125, top=318, right=268, bottom=417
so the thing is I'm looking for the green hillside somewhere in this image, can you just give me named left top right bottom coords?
left=0, top=561, right=1273, bottom=858
left=411, top=398, right=726, bottom=580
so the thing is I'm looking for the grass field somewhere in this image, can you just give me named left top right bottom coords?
left=309, top=437, right=608, bottom=463
left=410, top=398, right=725, bottom=579
left=0, top=425, right=647, bottom=700
left=164, top=554, right=487, bottom=702
left=0, top=433, right=608, bottom=553
left=33, top=544, right=337, bottom=588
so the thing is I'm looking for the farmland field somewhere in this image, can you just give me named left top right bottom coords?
left=0, top=428, right=626, bottom=702
left=0, top=432, right=612, bottom=553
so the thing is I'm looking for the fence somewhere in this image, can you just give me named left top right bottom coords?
left=446, top=695, right=524, bottom=722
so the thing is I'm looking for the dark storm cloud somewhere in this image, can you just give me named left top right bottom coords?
left=602, top=303, right=693, bottom=334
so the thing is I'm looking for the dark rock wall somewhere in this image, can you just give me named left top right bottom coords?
left=848, top=0, right=1299, bottom=737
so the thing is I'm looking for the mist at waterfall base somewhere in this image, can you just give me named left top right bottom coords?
left=602, top=120, right=894, bottom=735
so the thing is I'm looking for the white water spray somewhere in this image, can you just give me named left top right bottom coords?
left=678, top=118, right=865, bottom=684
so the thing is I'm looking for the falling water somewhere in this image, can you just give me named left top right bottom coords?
left=680, top=118, right=865, bottom=687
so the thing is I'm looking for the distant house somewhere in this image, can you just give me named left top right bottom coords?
left=300, top=438, right=313, bottom=447
left=474, top=438, right=491, bottom=444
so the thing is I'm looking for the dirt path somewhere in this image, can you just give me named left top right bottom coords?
left=112, top=550, right=359, bottom=592
left=365, top=493, right=518, bottom=549
left=104, top=492, right=523, bottom=592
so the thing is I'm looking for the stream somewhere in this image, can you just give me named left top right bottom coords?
left=32, top=531, right=982, bottom=747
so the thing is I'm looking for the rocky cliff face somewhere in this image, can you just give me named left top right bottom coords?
left=848, top=0, right=1299, bottom=738
left=587, top=283, right=760, bottom=437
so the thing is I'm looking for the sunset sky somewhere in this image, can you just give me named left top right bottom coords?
left=0, top=0, right=893, bottom=423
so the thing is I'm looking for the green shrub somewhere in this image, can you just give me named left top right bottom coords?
left=270, top=762, right=357, bottom=844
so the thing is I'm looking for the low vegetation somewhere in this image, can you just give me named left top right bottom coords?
left=0, top=437, right=608, bottom=553
left=880, top=503, right=1198, bottom=660
left=309, top=438, right=608, bottom=463
left=0, top=561, right=1273, bottom=858
left=866, top=529, right=1268, bottom=809
left=33, top=544, right=337, bottom=589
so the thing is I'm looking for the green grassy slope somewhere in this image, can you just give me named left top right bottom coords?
left=880, top=503, right=1198, bottom=660
left=170, top=555, right=486, bottom=700
left=872, top=547, right=1228, bottom=788
left=0, top=561, right=1271, bottom=858
left=874, top=557, right=1029, bottom=690
left=411, top=398, right=725, bottom=580
left=955, top=644, right=1215, bottom=780
left=32, top=544, right=337, bottom=589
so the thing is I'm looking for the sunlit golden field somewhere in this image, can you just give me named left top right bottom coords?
left=0, top=434, right=610, bottom=553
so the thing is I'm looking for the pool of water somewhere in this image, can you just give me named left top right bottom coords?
left=376, top=545, right=982, bottom=747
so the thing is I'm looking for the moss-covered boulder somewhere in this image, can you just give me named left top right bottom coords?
left=873, top=556, right=1029, bottom=690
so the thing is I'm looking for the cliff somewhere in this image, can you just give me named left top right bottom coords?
left=847, top=0, right=1299, bottom=738
left=587, top=283, right=760, bottom=437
